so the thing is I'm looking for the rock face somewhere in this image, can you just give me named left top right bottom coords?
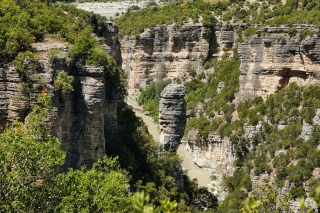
left=159, top=84, right=186, bottom=151
left=97, top=21, right=122, bottom=68
left=0, top=21, right=121, bottom=169
left=186, top=129, right=235, bottom=173
left=51, top=65, right=117, bottom=169
left=121, top=23, right=236, bottom=97
left=236, top=26, right=320, bottom=101
left=185, top=128, right=235, bottom=201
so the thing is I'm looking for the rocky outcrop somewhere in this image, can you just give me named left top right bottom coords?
left=159, top=84, right=186, bottom=151
left=51, top=65, right=117, bottom=169
left=97, top=21, right=122, bottom=67
left=121, top=24, right=236, bottom=97
left=236, top=26, right=320, bottom=101
left=185, top=129, right=235, bottom=200
left=299, top=109, right=320, bottom=140
left=186, top=129, right=235, bottom=174
left=0, top=21, right=121, bottom=169
left=244, top=121, right=263, bottom=138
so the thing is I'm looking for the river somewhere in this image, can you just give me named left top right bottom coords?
left=126, top=97, right=212, bottom=188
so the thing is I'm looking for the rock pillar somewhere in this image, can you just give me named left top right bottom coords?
left=159, top=84, right=186, bottom=151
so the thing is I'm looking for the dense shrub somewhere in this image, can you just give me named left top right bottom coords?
left=54, top=71, right=74, bottom=95
left=137, top=79, right=172, bottom=121
left=115, top=0, right=216, bottom=36
left=13, top=51, right=44, bottom=94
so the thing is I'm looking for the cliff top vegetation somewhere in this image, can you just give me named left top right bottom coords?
left=0, top=0, right=127, bottom=97
left=115, top=0, right=320, bottom=38
left=115, top=0, right=217, bottom=36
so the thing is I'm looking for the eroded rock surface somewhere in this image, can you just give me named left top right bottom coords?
left=159, top=84, right=186, bottom=151
left=236, top=26, right=320, bottom=101
left=121, top=24, right=236, bottom=97
left=0, top=21, right=121, bottom=169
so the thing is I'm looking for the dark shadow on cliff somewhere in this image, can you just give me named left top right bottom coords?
left=61, top=62, right=88, bottom=170
left=105, top=103, right=218, bottom=211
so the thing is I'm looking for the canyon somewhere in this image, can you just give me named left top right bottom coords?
left=2, top=2, right=320, bottom=210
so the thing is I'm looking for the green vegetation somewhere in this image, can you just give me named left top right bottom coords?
left=115, top=0, right=217, bottom=36
left=137, top=79, right=172, bottom=121
left=133, top=191, right=178, bottom=213
left=1, top=0, right=126, bottom=98
left=0, top=0, right=99, bottom=62
left=13, top=51, right=44, bottom=95
left=0, top=93, right=134, bottom=212
left=185, top=52, right=240, bottom=118
left=115, top=0, right=320, bottom=40
left=213, top=81, right=320, bottom=211
left=54, top=71, right=74, bottom=95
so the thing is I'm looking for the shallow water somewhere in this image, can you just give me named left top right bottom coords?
left=177, top=144, right=212, bottom=188
left=126, top=97, right=211, bottom=188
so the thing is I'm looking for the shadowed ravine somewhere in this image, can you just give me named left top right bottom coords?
left=126, top=97, right=211, bottom=188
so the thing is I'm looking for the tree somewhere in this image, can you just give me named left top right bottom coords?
left=13, top=51, right=44, bottom=94
left=54, top=70, right=74, bottom=95
left=0, top=93, right=65, bottom=212
left=0, top=93, right=133, bottom=212
left=51, top=156, right=132, bottom=213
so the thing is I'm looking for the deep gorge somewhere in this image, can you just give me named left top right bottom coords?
left=2, top=0, right=320, bottom=211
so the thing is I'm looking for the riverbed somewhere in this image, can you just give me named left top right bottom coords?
left=126, top=97, right=211, bottom=188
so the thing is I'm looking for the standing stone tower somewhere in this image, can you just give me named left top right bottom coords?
left=159, top=84, right=186, bottom=151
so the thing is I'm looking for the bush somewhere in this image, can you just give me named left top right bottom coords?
left=115, top=0, right=216, bottom=36
left=70, top=27, right=97, bottom=60
left=289, top=186, right=306, bottom=199
left=188, top=69, right=197, bottom=77
left=299, top=29, right=314, bottom=40
left=54, top=71, right=74, bottom=95
left=137, top=79, right=172, bottom=121
left=13, top=51, right=44, bottom=94
left=287, top=27, right=297, bottom=37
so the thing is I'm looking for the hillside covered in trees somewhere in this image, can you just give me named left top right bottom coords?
left=0, top=0, right=217, bottom=212
left=3, top=0, right=320, bottom=212
left=128, top=0, right=320, bottom=211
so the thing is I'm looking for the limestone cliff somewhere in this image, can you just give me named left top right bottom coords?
left=121, top=23, right=235, bottom=97
left=0, top=21, right=121, bottom=169
left=186, top=129, right=235, bottom=174
left=236, top=26, right=320, bottom=101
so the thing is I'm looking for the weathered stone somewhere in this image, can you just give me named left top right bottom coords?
left=236, top=27, right=320, bottom=101
left=159, top=84, right=186, bottom=151
left=244, top=121, right=262, bottom=138
left=121, top=23, right=232, bottom=97
left=0, top=22, right=121, bottom=169
left=299, top=110, right=320, bottom=140
left=185, top=128, right=235, bottom=201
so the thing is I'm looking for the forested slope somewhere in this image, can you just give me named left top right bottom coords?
left=131, top=0, right=320, bottom=211
left=0, top=0, right=217, bottom=212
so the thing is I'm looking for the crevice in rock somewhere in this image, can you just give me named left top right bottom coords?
left=207, top=26, right=218, bottom=60
left=277, top=68, right=308, bottom=90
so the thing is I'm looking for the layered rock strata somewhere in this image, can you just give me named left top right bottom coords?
left=186, top=129, right=235, bottom=174
left=0, top=21, right=121, bottom=169
left=121, top=24, right=236, bottom=97
left=237, top=27, right=320, bottom=101
left=159, top=84, right=186, bottom=151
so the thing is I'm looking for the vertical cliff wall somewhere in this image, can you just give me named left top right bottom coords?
left=0, top=21, right=121, bottom=169
left=122, top=23, right=212, bottom=96
left=236, top=26, right=320, bottom=101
